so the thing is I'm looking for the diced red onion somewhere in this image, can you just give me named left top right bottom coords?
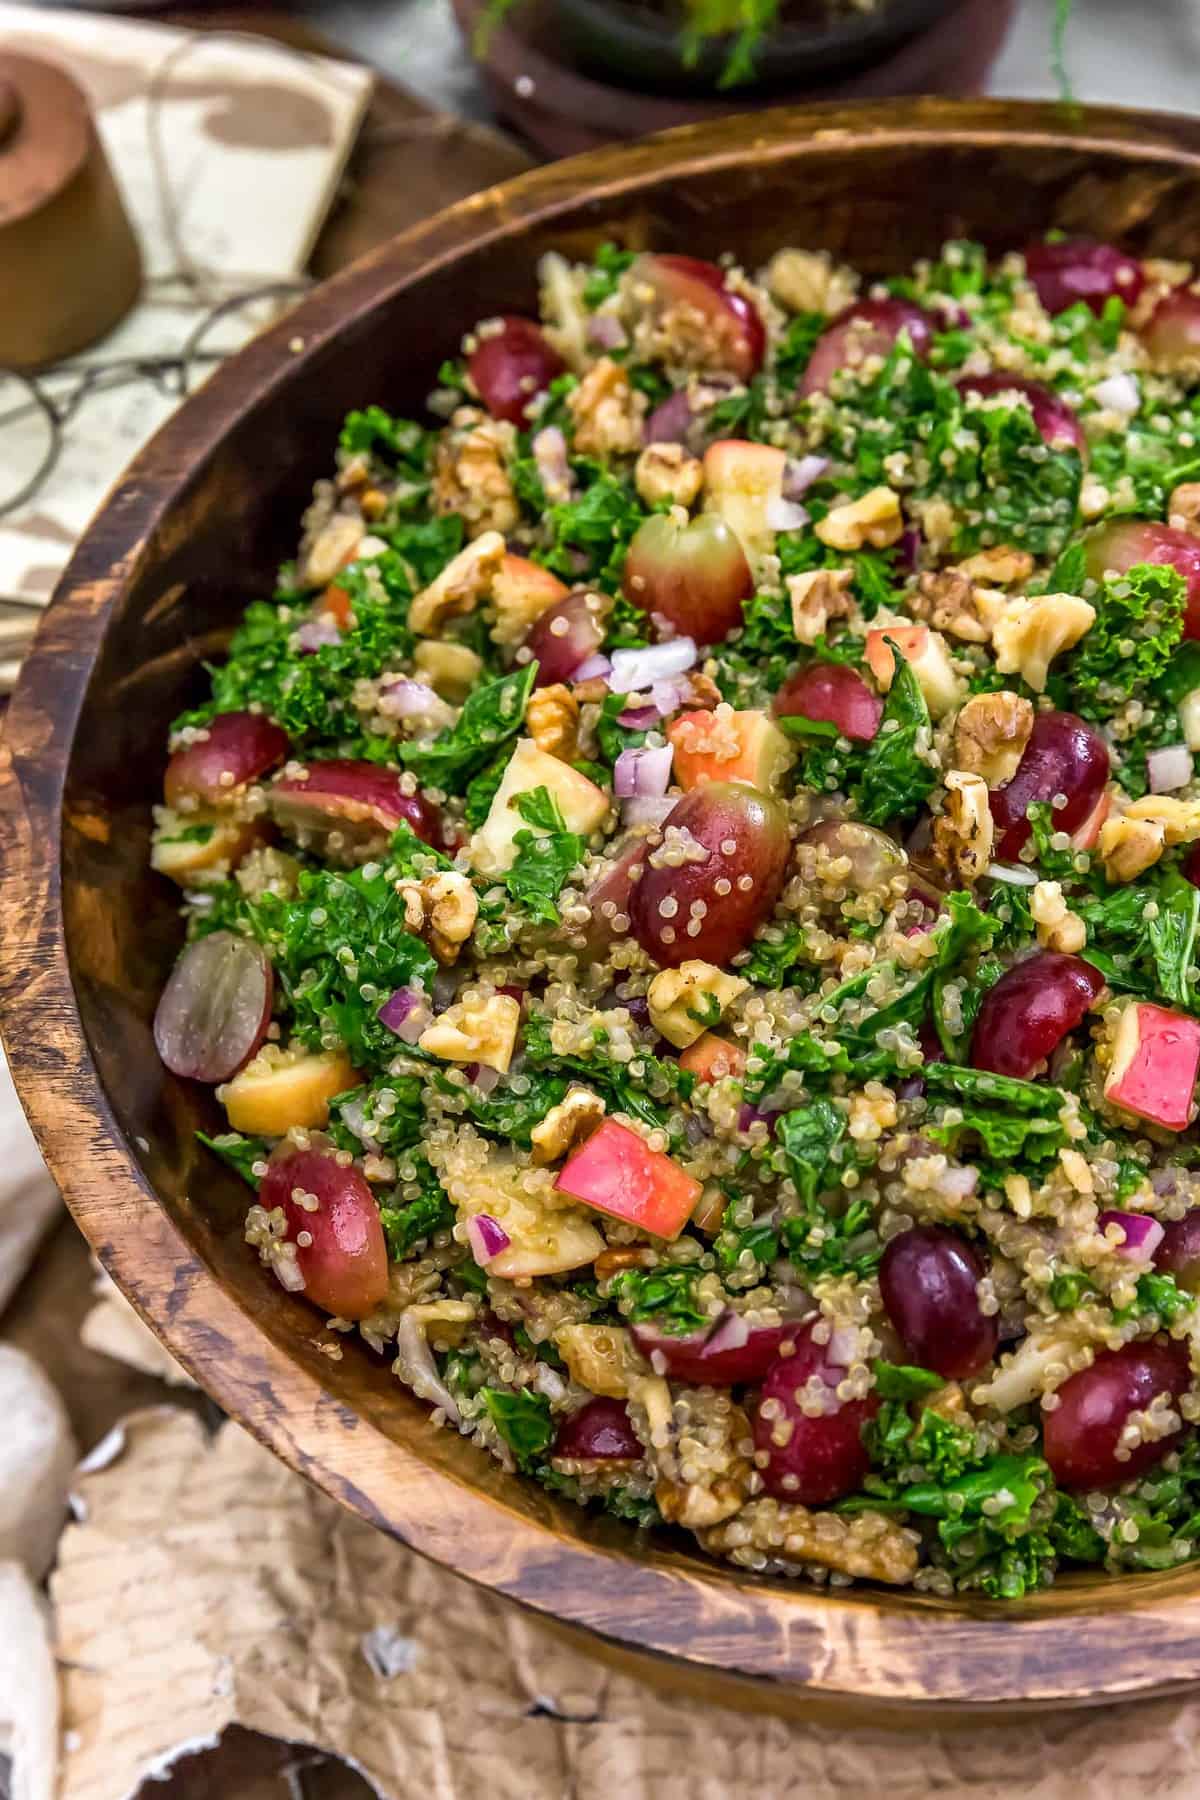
left=1092, top=371, right=1140, bottom=417
left=379, top=680, right=455, bottom=729
left=395, top=1312, right=460, bottom=1423
left=295, top=619, right=342, bottom=654
left=1148, top=743, right=1194, bottom=793
left=764, top=495, right=810, bottom=532
left=644, top=389, right=695, bottom=446
left=782, top=455, right=829, bottom=499
left=987, top=861, right=1040, bottom=886
left=703, top=1309, right=750, bottom=1354
left=1098, top=1209, right=1164, bottom=1260
left=609, top=639, right=698, bottom=692
left=621, top=795, right=677, bottom=828
left=588, top=313, right=627, bottom=351
left=466, top=1213, right=511, bottom=1265
left=465, top=1063, right=502, bottom=1096
left=650, top=676, right=688, bottom=716
left=896, top=526, right=922, bottom=574
left=532, top=425, right=572, bottom=502
left=533, top=1363, right=568, bottom=1401
left=614, top=744, right=673, bottom=799
left=616, top=704, right=661, bottom=730
left=573, top=653, right=611, bottom=681
left=378, top=987, right=431, bottom=1044
left=274, top=1253, right=308, bottom=1293
left=940, top=1165, right=980, bottom=1200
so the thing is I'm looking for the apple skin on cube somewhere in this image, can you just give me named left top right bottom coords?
left=864, top=624, right=961, bottom=719
left=667, top=707, right=794, bottom=794
left=555, top=1118, right=702, bottom=1240
left=702, top=439, right=788, bottom=573
left=469, top=739, right=609, bottom=875
left=1105, top=1002, right=1200, bottom=1131
left=677, top=1032, right=745, bottom=1084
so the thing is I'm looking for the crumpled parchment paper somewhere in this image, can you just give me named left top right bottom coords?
left=49, top=1406, right=1200, bottom=1800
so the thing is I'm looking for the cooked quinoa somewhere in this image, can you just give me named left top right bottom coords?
left=153, top=233, right=1200, bottom=1598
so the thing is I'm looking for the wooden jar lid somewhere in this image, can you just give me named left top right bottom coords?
left=0, top=52, right=142, bottom=369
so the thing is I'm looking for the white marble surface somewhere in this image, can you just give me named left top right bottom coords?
left=292, top=0, right=1200, bottom=122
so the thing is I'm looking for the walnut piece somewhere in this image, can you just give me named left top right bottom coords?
left=700, top=1497, right=919, bottom=1584
left=525, top=683, right=580, bottom=762
left=912, top=570, right=1007, bottom=645
left=654, top=1401, right=753, bottom=1531
left=433, top=408, right=519, bottom=537
left=933, top=770, right=994, bottom=885
left=1030, top=878, right=1087, bottom=954
left=554, top=1321, right=645, bottom=1398
left=787, top=566, right=855, bottom=645
left=530, top=1086, right=606, bottom=1165
left=418, top=992, right=520, bottom=1072
left=1169, top=481, right=1200, bottom=535
left=301, top=511, right=364, bottom=589
left=814, top=486, right=904, bottom=552
left=647, top=960, right=748, bottom=1049
left=396, top=870, right=480, bottom=965
left=1098, top=814, right=1167, bottom=882
left=952, top=690, right=1035, bottom=788
left=409, top=531, right=505, bottom=636
left=1124, top=794, right=1200, bottom=844
left=636, top=442, right=704, bottom=509
left=567, top=356, right=646, bottom=458
left=991, top=593, right=1096, bottom=693
left=954, top=546, right=1036, bottom=587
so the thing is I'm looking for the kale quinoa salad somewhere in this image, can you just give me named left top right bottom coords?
left=152, top=233, right=1200, bottom=1600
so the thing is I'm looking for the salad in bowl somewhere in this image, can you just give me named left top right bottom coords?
left=152, top=229, right=1200, bottom=1600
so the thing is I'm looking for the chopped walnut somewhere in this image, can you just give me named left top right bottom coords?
left=933, top=770, right=994, bottom=885
left=409, top=531, right=505, bottom=636
left=1098, top=814, right=1167, bottom=882
left=654, top=1401, right=753, bottom=1531
left=525, top=683, right=580, bottom=762
left=678, top=670, right=723, bottom=711
left=554, top=1322, right=645, bottom=1398
left=954, top=546, right=1036, bottom=587
left=418, top=992, right=520, bottom=1071
left=530, top=1085, right=606, bottom=1165
left=567, top=357, right=646, bottom=458
left=413, top=638, right=483, bottom=703
left=699, top=1498, right=919, bottom=1585
left=635, top=441, right=704, bottom=509
left=991, top=593, right=1096, bottom=693
left=915, top=495, right=955, bottom=558
left=433, top=408, right=519, bottom=537
left=764, top=247, right=857, bottom=316
left=814, top=486, right=904, bottom=552
left=787, top=566, right=855, bottom=645
left=1030, top=878, right=1087, bottom=954
left=396, top=870, right=480, bottom=965
left=1169, top=481, right=1200, bottom=535
left=300, top=511, right=364, bottom=589
left=1124, top=794, right=1200, bottom=844
left=594, top=1246, right=657, bottom=1280
left=911, top=570, right=1007, bottom=644
left=952, top=690, right=1034, bottom=788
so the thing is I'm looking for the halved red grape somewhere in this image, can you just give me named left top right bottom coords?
left=989, top=709, right=1110, bottom=859
left=773, top=661, right=882, bottom=742
left=629, top=782, right=791, bottom=968
left=796, top=819, right=907, bottom=897
left=752, top=1319, right=879, bottom=1504
left=154, top=930, right=272, bottom=1082
left=553, top=1396, right=642, bottom=1461
left=1142, top=287, right=1200, bottom=372
left=879, top=1225, right=998, bottom=1380
left=1023, top=237, right=1145, bottom=317
left=467, top=315, right=565, bottom=425
left=164, top=711, right=289, bottom=808
left=957, top=372, right=1085, bottom=454
left=1154, top=1211, right=1200, bottom=1293
left=970, top=950, right=1104, bottom=1079
left=631, top=1314, right=792, bottom=1386
left=622, top=512, right=753, bottom=645
left=269, top=760, right=441, bottom=861
left=630, top=253, right=766, bottom=380
left=524, top=588, right=609, bottom=686
left=1043, top=1339, right=1189, bottom=1489
left=580, top=836, right=647, bottom=959
left=799, top=298, right=933, bottom=398
left=259, top=1145, right=389, bottom=1319
left=1084, top=518, right=1200, bottom=641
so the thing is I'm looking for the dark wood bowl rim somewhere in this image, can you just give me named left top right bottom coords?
left=10, top=99, right=1200, bottom=1711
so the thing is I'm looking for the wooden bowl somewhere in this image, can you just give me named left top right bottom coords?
left=10, top=98, right=1200, bottom=1716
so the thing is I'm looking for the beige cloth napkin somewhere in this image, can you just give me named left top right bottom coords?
left=47, top=1405, right=1200, bottom=1800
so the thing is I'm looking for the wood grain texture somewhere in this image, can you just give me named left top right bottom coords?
left=10, top=99, right=1200, bottom=1713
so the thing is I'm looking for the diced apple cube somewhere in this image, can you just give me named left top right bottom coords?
left=151, top=812, right=264, bottom=886
left=457, top=1154, right=604, bottom=1280
left=678, top=1032, right=746, bottom=1084
left=667, top=706, right=794, bottom=793
left=555, top=1118, right=702, bottom=1240
left=469, top=738, right=610, bottom=875
left=702, top=439, right=788, bottom=574
left=1181, top=688, right=1200, bottom=754
left=865, top=623, right=963, bottom=719
left=490, top=553, right=569, bottom=647
left=1105, top=1001, right=1200, bottom=1131
left=220, top=1046, right=357, bottom=1136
